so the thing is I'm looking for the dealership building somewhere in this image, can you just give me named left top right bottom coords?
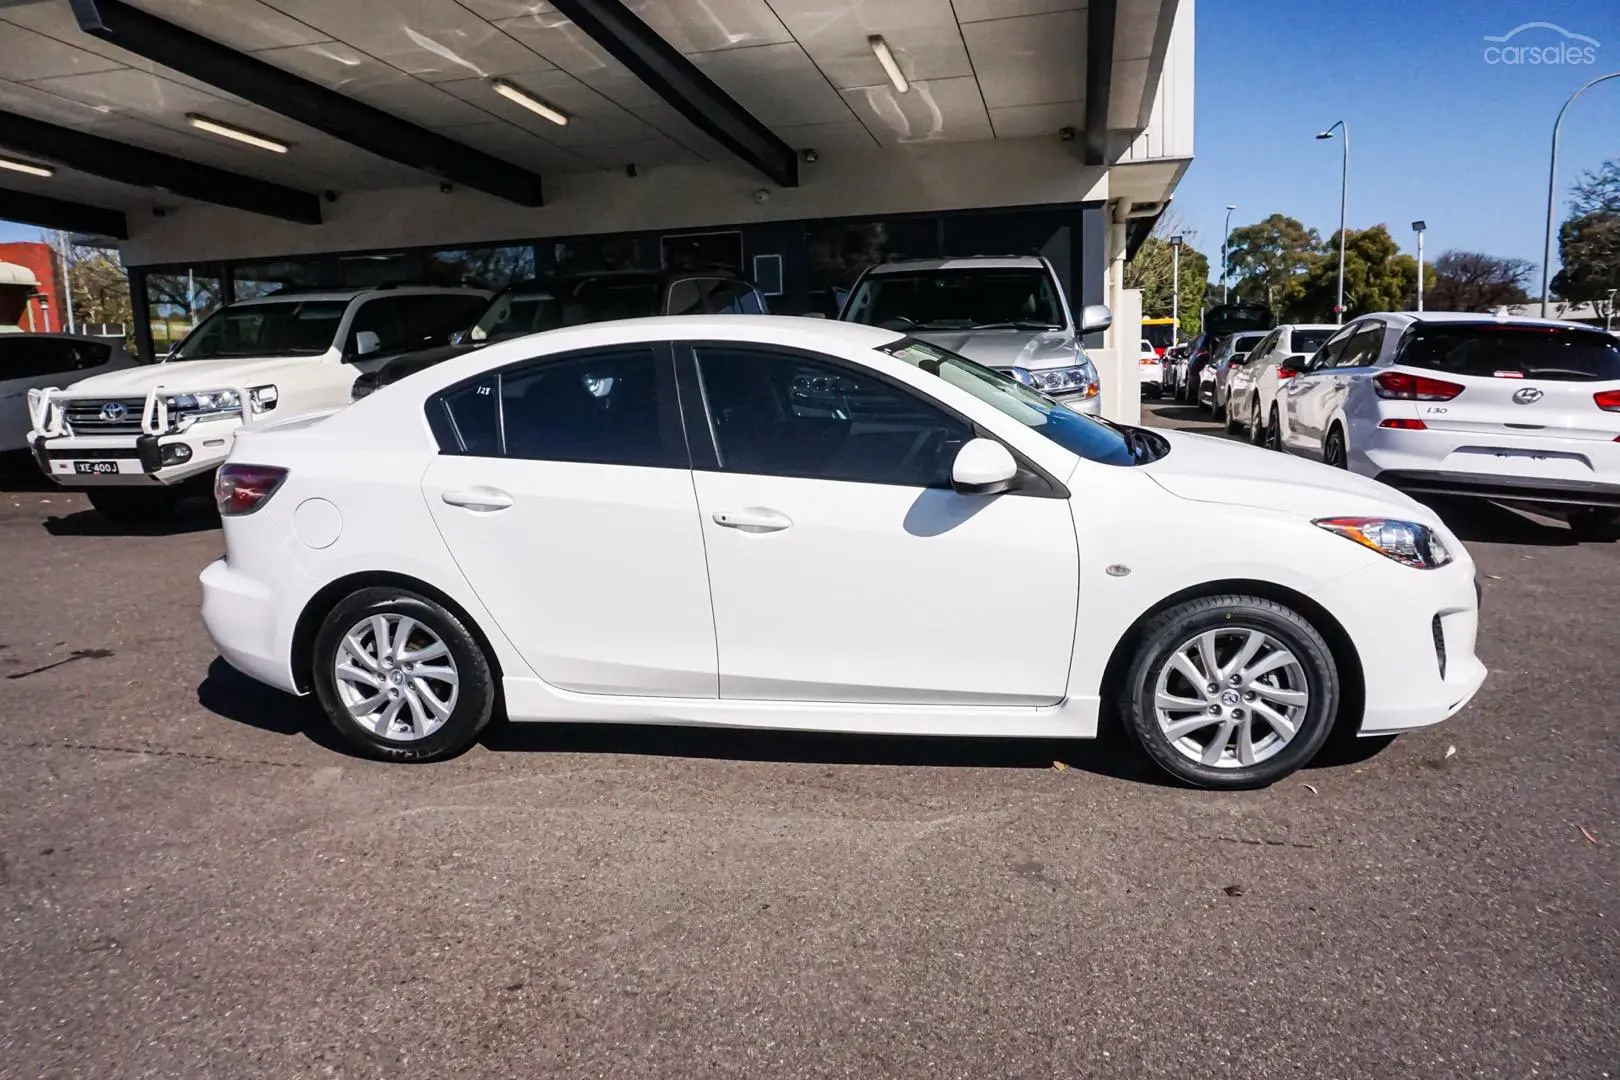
left=0, top=0, right=1192, bottom=420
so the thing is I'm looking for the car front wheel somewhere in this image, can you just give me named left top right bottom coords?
left=1119, top=595, right=1340, bottom=789
left=312, top=587, right=497, bottom=762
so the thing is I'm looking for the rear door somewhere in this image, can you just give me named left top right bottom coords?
left=422, top=342, right=719, bottom=697
left=1281, top=325, right=1355, bottom=451
left=1388, top=322, right=1620, bottom=482
left=1321, top=320, right=1389, bottom=440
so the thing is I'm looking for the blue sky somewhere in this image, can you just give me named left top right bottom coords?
left=4, top=0, right=1618, bottom=281
left=1174, top=0, right=1620, bottom=279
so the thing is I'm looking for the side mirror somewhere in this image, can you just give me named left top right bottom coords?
left=1078, top=303, right=1113, bottom=334
left=353, top=330, right=381, bottom=356
left=1279, top=353, right=1309, bottom=373
left=951, top=438, right=1018, bottom=496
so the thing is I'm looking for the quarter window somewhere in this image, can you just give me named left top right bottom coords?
left=693, top=346, right=971, bottom=487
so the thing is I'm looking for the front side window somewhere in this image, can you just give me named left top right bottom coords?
left=172, top=300, right=348, bottom=360
left=880, top=339, right=1141, bottom=466
left=1309, top=327, right=1356, bottom=370
left=501, top=346, right=681, bottom=467
left=843, top=268, right=1064, bottom=331
left=694, top=346, right=971, bottom=487
left=1394, top=324, right=1620, bottom=381
left=1336, top=323, right=1385, bottom=368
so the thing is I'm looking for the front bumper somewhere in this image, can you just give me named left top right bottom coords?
left=27, top=383, right=253, bottom=487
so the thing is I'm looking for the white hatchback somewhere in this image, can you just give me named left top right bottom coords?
left=201, top=316, right=1485, bottom=789
left=1275, top=313, right=1620, bottom=540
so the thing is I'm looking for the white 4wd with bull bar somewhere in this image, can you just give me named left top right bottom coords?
left=25, top=286, right=488, bottom=519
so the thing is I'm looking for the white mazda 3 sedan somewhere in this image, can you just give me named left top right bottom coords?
left=200, top=316, right=1486, bottom=789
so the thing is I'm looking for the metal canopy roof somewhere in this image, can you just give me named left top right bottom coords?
left=0, top=0, right=1185, bottom=232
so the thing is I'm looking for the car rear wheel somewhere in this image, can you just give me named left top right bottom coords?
left=1247, top=397, right=1266, bottom=445
left=312, top=587, right=496, bottom=762
left=1323, top=425, right=1348, bottom=469
left=1265, top=406, right=1283, bottom=451
left=1119, top=595, right=1340, bottom=789
left=86, top=486, right=180, bottom=521
left=1568, top=508, right=1620, bottom=543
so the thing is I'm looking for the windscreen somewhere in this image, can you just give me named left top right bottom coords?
left=846, top=268, right=1063, bottom=331
left=1395, top=324, right=1620, bottom=381
left=173, top=301, right=348, bottom=359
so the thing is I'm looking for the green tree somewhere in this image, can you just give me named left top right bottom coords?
left=1289, top=225, right=1418, bottom=321
left=1224, top=214, right=1322, bottom=314
left=1550, top=211, right=1620, bottom=307
left=1125, top=235, right=1208, bottom=340
left=1569, top=158, right=1620, bottom=216
left=1427, top=250, right=1533, bottom=312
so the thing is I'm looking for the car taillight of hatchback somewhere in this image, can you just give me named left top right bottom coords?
left=215, top=464, right=288, bottom=516
left=1373, top=371, right=1464, bottom=401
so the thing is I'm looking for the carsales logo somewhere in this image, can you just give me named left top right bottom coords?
left=1484, top=22, right=1600, bottom=65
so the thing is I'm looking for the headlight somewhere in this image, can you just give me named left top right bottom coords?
left=1314, top=517, right=1453, bottom=569
left=250, top=385, right=277, bottom=413
left=165, top=386, right=276, bottom=417
left=1011, top=363, right=1099, bottom=397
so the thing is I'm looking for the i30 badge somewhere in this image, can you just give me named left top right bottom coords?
left=100, top=401, right=128, bottom=422
left=1511, top=387, right=1544, bottom=404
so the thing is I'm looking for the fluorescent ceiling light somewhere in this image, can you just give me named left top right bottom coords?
left=489, top=78, right=569, bottom=126
left=868, top=35, right=908, bottom=94
left=185, top=113, right=289, bottom=153
left=0, top=155, right=55, bottom=178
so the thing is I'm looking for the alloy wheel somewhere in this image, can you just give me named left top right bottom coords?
left=1152, top=628, right=1310, bottom=769
left=332, top=614, right=460, bottom=742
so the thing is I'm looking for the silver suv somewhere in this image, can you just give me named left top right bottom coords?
left=838, top=256, right=1111, bottom=415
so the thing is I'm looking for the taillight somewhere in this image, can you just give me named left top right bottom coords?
left=1595, top=389, right=1620, bottom=412
left=1277, top=369, right=1299, bottom=380
left=1379, top=418, right=1427, bottom=430
left=1373, top=371, right=1464, bottom=401
left=215, top=463, right=288, bottom=516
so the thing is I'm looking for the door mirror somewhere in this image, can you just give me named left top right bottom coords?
left=1078, top=303, right=1113, bottom=334
left=951, top=438, right=1019, bottom=496
left=1279, top=352, right=1309, bottom=373
left=353, top=330, right=381, bottom=356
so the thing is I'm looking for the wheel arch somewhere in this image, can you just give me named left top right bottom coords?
left=290, top=570, right=506, bottom=696
left=1096, top=578, right=1365, bottom=738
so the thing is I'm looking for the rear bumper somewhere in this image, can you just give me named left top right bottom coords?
left=200, top=557, right=300, bottom=694
left=1373, top=469, right=1620, bottom=508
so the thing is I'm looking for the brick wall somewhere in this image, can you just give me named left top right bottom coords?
left=0, top=241, right=64, bottom=333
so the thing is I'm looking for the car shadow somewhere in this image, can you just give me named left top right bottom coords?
left=0, top=450, right=53, bottom=492
left=196, top=657, right=355, bottom=755
left=1143, top=402, right=1212, bottom=425
left=43, top=497, right=220, bottom=538
left=1415, top=495, right=1579, bottom=548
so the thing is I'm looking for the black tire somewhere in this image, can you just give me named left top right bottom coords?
left=1265, top=406, right=1283, bottom=451
left=1118, top=595, right=1340, bottom=789
left=86, top=486, right=180, bottom=521
left=1323, top=425, right=1348, bottom=469
left=312, top=587, right=496, bottom=762
left=1247, top=397, right=1266, bottom=445
left=1568, top=507, right=1620, bottom=543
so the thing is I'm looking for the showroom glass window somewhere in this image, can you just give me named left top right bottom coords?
left=692, top=345, right=971, bottom=487
left=144, top=267, right=224, bottom=355
left=426, top=246, right=537, bottom=290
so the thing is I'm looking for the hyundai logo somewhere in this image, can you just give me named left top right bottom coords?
left=1511, top=387, right=1544, bottom=405
left=99, top=401, right=128, bottom=422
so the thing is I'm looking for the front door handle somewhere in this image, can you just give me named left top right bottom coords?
left=441, top=486, right=514, bottom=512
left=712, top=507, right=792, bottom=533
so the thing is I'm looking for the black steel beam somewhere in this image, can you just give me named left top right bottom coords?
left=0, top=110, right=320, bottom=224
left=0, top=188, right=128, bottom=239
left=548, top=0, right=797, bottom=188
left=69, top=0, right=545, bottom=206
left=1083, top=0, right=1117, bottom=166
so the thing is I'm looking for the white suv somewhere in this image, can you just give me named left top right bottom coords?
left=26, top=286, right=487, bottom=519
left=838, top=256, right=1111, bottom=415
left=1274, top=312, right=1620, bottom=539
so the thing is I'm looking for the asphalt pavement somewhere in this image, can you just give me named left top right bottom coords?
left=0, top=407, right=1615, bottom=1079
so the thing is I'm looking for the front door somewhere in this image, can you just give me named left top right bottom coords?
left=422, top=343, right=718, bottom=697
left=682, top=343, right=1080, bottom=705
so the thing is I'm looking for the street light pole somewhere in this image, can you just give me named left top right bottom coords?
left=1540, top=71, right=1620, bottom=318
left=1169, top=235, right=1182, bottom=340
left=1316, top=121, right=1348, bottom=323
left=1411, top=220, right=1426, bottom=312
left=1222, top=205, right=1236, bottom=303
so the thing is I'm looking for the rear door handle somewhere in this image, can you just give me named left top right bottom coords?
left=441, top=486, right=514, bottom=512
left=712, top=507, right=792, bottom=533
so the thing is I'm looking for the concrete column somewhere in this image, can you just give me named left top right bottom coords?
left=1092, top=201, right=1141, bottom=425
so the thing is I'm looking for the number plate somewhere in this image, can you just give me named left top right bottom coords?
left=73, top=461, right=119, bottom=475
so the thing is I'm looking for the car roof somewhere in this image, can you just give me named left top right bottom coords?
left=864, top=256, right=1046, bottom=273
left=1362, top=310, right=1600, bottom=331
left=229, top=286, right=487, bottom=307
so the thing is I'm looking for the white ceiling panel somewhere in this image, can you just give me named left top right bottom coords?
left=574, top=136, right=704, bottom=171
left=27, top=68, right=318, bottom=146
left=622, top=0, right=791, bottom=54
left=0, top=0, right=226, bottom=95
left=0, top=21, right=125, bottom=82
left=0, top=76, right=123, bottom=130
left=437, top=71, right=659, bottom=146
left=253, top=42, right=495, bottom=127
left=690, top=43, right=849, bottom=127
left=287, top=138, right=429, bottom=189
left=768, top=0, right=971, bottom=89
left=986, top=100, right=1084, bottom=140
left=260, top=0, right=551, bottom=82
left=952, top=0, right=1084, bottom=22
left=435, top=120, right=595, bottom=172
left=455, top=0, right=556, bottom=19
left=128, top=0, right=331, bottom=52
left=623, top=101, right=731, bottom=159
left=493, top=8, right=628, bottom=81
left=961, top=10, right=1085, bottom=109
left=840, top=76, right=990, bottom=145
left=773, top=117, right=878, bottom=153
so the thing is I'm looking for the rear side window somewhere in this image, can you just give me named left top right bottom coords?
left=0, top=338, right=81, bottom=379
left=1289, top=328, right=1334, bottom=355
left=431, top=377, right=501, bottom=456
left=1394, top=325, right=1620, bottom=381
